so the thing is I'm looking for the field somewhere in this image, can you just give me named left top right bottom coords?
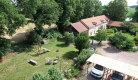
left=127, top=8, right=136, bottom=17
left=0, top=38, right=78, bottom=80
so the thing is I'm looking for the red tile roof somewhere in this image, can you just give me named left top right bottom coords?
left=108, top=21, right=138, bottom=27
left=70, top=22, right=88, bottom=33
left=81, top=15, right=110, bottom=28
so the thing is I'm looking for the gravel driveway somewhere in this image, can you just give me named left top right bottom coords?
left=96, top=40, right=138, bottom=65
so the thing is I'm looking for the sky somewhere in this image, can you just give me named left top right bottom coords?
left=100, top=0, right=138, bottom=6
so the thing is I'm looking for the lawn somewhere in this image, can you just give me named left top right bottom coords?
left=127, top=8, right=136, bottom=17
left=0, top=38, right=78, bottom=80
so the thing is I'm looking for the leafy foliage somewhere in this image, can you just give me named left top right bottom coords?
left=77, top=49, right=93, bottom=65
left=94, top=27, right=107, bottom=44
left=26, top=30, right=42, bottom=44
left=106, top=29, right=114, bottom=33
left=81, top=0, right=102, bottom=19
left=120, top=21, right=138, bottom=35
left=132, top=6, right=138, bottom=22
left=0, top=38, right=11, bottom=60
left=103, top=0, right=128, bottom=21
left=45, top=28, right=62, bottom=39
left=65, top=67, right=80, bottom=79
left=0, top=0, right=27, bottom=36
left=32, top=72, right=50, bottom=80
left=64, top=32, right=75, bottom=45
left=75, top=32, right=90, bottom=52
left=110, top=32, right=135, bottom=50
left=48, top=66, right=63, bottom=80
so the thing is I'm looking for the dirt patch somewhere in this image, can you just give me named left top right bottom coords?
left=3, top=23, right=57, bottom=43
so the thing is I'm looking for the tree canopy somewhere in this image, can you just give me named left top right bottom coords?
left=75, top=32, right=90, bottom=52
left=132, top=6, right=138, bottom=22
left=94, top=26, right=107, bottom=45
left=0, top=0, right=27, bottom=36
left=103, top=0, right=128, bottom=21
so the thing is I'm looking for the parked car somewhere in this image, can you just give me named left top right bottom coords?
left=109, top=71, right=125, bottom=80
left=91, top=64, right=104, bottom=78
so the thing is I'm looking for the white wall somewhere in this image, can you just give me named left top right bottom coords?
left=88, top=22, right=109, bottom=36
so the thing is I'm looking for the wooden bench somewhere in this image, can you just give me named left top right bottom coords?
left=29, top=59, right=37, bottom=65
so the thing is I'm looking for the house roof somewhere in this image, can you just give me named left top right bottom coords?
left=108, top=21, right=138, bottom=27
left=70, top=22, right=88, bottom=33
left=81, top=15, right=110, bottom=28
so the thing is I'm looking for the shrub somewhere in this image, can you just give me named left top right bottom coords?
left=32, top=72, right=50, bottom=80
left=77, top=49, right=93, bottom=65
left=0, top=38, right=11, bottom=60
left=134, top=36, right=138, bottom=41
left=106, top=29, right=114, bottom=33
left=110, top=32, right=135, bottom=50
left=48, top=66, right=63, bottom=80
left=45, top=28, right=62, bottom=39
left=26, top=30, right=42, bottom=44
left=64, top=32, right=75, bottom=45
left=75, top=32, right=90, bottom=52
left=65, top=67, right=80, bottom=79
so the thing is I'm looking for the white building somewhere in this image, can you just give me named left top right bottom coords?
left=64, top=15, right=110, bottom=36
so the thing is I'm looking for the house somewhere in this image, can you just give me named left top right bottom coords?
left=64, top=15, right=110, bottom=36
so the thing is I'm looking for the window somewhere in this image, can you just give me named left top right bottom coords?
left=90, top=32, right=92, bottom=35
left=94, top=30, right=95, bottom=34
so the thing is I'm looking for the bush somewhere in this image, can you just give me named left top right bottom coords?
left=32, top=72, right=50, bottom=80
left=77, top=49, right=93, bottom=65
left=64, top=32, right=75, bottom=45
left=110, top=32, right=135, bottom=50
left=75, top=32, right=90, bottom=52
left=45, top=28, right=62, bottom=39
left=48, top=66, right=63, bottom=80
left=65, top=67, right=80, bottom=79
left=0, top=38, right=11, bottom=60
left=106, top=29, right=114, bottom=33
left=26, top=30, right=42, bottom=44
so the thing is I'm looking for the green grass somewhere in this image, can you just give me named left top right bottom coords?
left=127, top=8, right=136, bottom=17
left=0, top=38, right=78, bottom=80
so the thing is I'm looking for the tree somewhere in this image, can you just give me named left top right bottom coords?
left=75, top=32, right=90, bottom=52
left=120, top=21, right=134, bottom=31
left=81, top=0, right=102, bottom=19
left=104, top=0, right=128, bottom=21
left=94, top=27, right=107, bottom=45
left=64, top=32, right=75, bottom=45
left=0, top=0, right=26, bottom=60
left=132, top=6, right=138, bottom=22
left=48, top=66, right=63, bottom=80
left=55, top=0, right=84, bottom=32
left=16, top=0, right=61, bottom=36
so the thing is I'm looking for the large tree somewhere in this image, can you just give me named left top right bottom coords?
left=0, top=0, right=26, bottom=60
left=104, top=0, right=128, bottom=21
left=55, top=0, right=84, bottom=32
left=81, top=0, right=102, bottom=19
left=16, top=0, right=61, bottom=36
left=132, top=6, right=138, bottom=22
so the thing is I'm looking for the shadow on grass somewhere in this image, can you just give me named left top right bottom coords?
left=57, top=38, right=65, bottom=42
left=62, top=51, right=78, bottom=59
left=56, top=44, right=69, bottom=47
left=28, top=62, right=37, bottom=66
left=30, top=52, right=48, bottom=57
left=11, top=40, right=32, bottom=53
